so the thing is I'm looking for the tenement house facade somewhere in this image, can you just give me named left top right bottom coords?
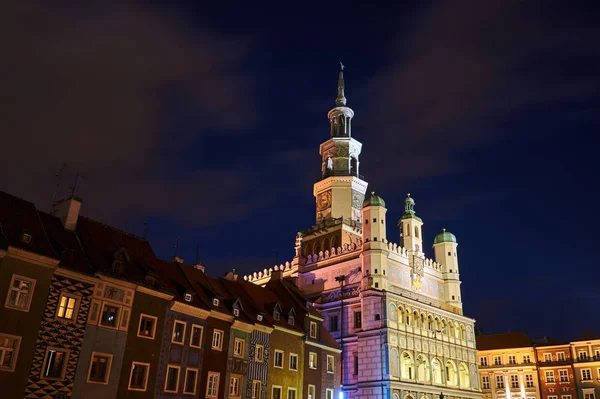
left=245, top=68, right=482, bottom=399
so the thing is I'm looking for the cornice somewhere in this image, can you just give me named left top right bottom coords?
left=136, top=285, right=174, bottom=301
left=209, top=310, right=234, bottom=323
left=96, top=274, right=138, bottom=289
left=274, top=325, right=305, bottom=337
left=232, top=320, right=255, bottom=333
left=170, top=301, right=210, bottom=319
left=7, top=246, right=59, bottom=269
left=305, top=340, right=342, bottom=354
left=55, top=267, right=97, bottom=285
left=254, top=324, right=274, bottom=334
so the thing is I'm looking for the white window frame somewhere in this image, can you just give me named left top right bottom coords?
left=289, top=353, right=298, bottom=371
left=526, top=374, right=534, bottom=388
left=287, top=387, right=297, bottom=399
left=274, top=349, right=284, bottom=368
left=496, top=375, right=504, bottom=388
left=99, top=302, right=122, bottom=330
left=308, top=384, right=316, bottom=399
left=493, top=355, right=502, bottom=365
left=252, top=380, right=261, bottom=398
left=309, top=351, right=317, bottom=369
left=137, top=314, right=157, bottom=339
left=544, top=353, right=552, bottom=362
left=546, top=370, right=555, bottom=383
left=206, top=371, right=220, bottom=398
left=557, top=352, right=566, bottom=361
left=41, top=347, right=70, bottom=380
left=86, top=352, right=113, bottom=384
left=327, top=354, right=335, bottom=373
left=128, top=361, right=150, bottom=391
left=255, top=344, right=264, bottom=362
left=229, top=374, right=242, bottom=397
left=511, top=374, right=520, bottom=388
left=523, top=354, right=531, bottom=363
left=171, top=320, right=186, bottom=345
left=581, top=369, right=592, bottom=381
left=183, top=368, right=198, bottom=395
left=272, top=385, right=283, bottom=399
left=309, top=321, right=317, bottom=338
left=4, top=274, right=36, bottom=312
left=579, top=351, right=589, bottom=360
left=0, top=333, right=21, bottom=372
left=164, top=364, right=181, bottom=393
left=326, top=388, right=334, bottom=399
left=190, top=324, right=203, bottom=348
left=508, top=355, right=516, bottom=364
left=559, top=369, right=569, bottom=382
left=55, top=291, right=80, bottom=322
left=212, top=329, right=224, bottom=351
left=482, top=375, right=490, bottom=389
left=562, top=395, right=572, bottom=399
left=480, top=356, right=488, bottom=366
left=234, top=337, right=244, bottom=358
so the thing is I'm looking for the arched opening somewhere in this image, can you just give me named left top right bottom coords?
left=315, top=241, right=322, bottom=254
left=389, top=304, right=397, bottom=321
left=441, top=320, right=447, bottom=335
left=405, top=225, right=410, bottom=237
left=466, top=326, right=473, bottom=341
left=350, top=157, right=358, bottom=176
left=427, top=315, right=434, bottom=331
left=461, top=325, right=467, bottom=340
left=393, top=394, right=400, bottom=399
left=401, top=352, right=414, bottom=380
left=416, top=355, right=430, bottom=382
left=459, top=363, right=470, bottom=388
left=415, top=226, right=420, bottom=238
left=397, top=306, right=404, bottom=324
left=421, top=313, right=426, bottom=329
left=431, top=358, right=443, bottom=384
left=448, top=321, right=455, bottom=337
left=405, top=309, right=411, bottom=325
left=446, top=361, right=458, bottom=386
left=390, top=349, right=400, bottom=377
left=413, top=311, right=420, bottom=327
left=470, top=365, right=478, bottom=388
left=455, top=324, right=461, bottom=339
left=323, top=238, right=331, bottom=252
left=332, top=236, right=339, bottom=250
left=434, top=317, right=440, bottom=332
left=405, top=395, right=414, bottom=399
left=304, top=243, right=313, bottom=257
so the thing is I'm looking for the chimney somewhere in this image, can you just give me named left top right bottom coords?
left=193, top=263, right=205, bottom=273
left=271, top=269, right=283, bottom=281
left=171, top=256, right=184, bottom=264
left=51, top=196, right=82, bottom=231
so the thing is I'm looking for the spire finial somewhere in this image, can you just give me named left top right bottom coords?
left=336, top=63, right=347, bottom=107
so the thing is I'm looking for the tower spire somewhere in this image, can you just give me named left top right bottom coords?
left=336, top=62, right=347, bottom=107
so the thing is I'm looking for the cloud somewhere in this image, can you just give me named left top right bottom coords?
left=0, top=0, right=258, bottom=226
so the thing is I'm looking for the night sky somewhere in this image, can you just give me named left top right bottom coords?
left=2, top=0, right=599, bottom=340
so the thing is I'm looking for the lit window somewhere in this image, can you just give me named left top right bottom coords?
left=508, top=355, right=516, bottom=364
left=234, top=338, right=244, bottom=358
left=164, top=365, right=180, bottom=393
left=87, top=352, right=112, bottom=384
left=544, top=353, right=552, bottom=362
left=523, top=354, right=531, bottom=363
left=183, top=368, right=198, bottom=394
left=326, top=389, right=334, bottom=399
left=557, top=352, right=566, bottom=361
left=99, top=303, right=120, bottom=328
left=128, top=362, right=150, bottom=391
left=526, top=374, right=534, bottom=388
left=309, top=321, right=317, bottom=338
left=274, top=350, right=284, bottom=368
left=511, top=375, right=519, bottom=388
left=137, top=314, right=157, bottom=339
left=56, top=293, right=79, bottom=320
left=252, top=380, right=261, bottom=398
left=308, top=385, right=316, bottom=399
left=546, top=371, right=555, bottom=383
left=5, top=274, right=35, bottom=312
left=559, top=370, right=569, bottom=382
left=482, top=376, right=490, bottom=389
left=42, top=348, right=70, bottom=379
left=206, top=372, right=220, bottom=397
left=582, top=369, right=591, bottom=381
left=480, top=357, right=488, bottom=366
left=496, top=375, right=504, bottom=388
left=562, top=395, right=572, bottom=399
left=327, top=355, right=335, bottom=373
left=229, top=375, right=241, bottom=397
left=289, top=353, right=298, bottom=371
left=190, top=324, right=203, bottom=348
left=494, top=355, right=502, bottom=365
left=0, top=333, right=21, bottom=371
left=309, top=352, right=317, bottom=369
left=255, top=344, right=264, bottom=362
left=212, top=330, right=223, bottom=351
left=288, top=387, right=297, bottom=399
left=171, top=320, right=186, bottom=344
left=579, top=351, right=589, bottom=360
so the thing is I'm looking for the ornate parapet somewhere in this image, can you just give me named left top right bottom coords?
left=243, top=261, right=296, bottom=283
left=304, top=239, right=362, bottom=265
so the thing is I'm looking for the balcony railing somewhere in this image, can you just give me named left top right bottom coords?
left=479, top=361, right=534, bottom=369
left=538, top=359, right=572, bottom=366
left=575, top=355, right=600, bottom=363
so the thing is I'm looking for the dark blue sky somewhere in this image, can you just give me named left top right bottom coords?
left=2, top=0, right=599, bottom=340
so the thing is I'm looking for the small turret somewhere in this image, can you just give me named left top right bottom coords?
left=361, top=192, right=387, bottom=243
left=398, top=193, right=423, bottom=254
left=433, top=229, right=462, bottom=312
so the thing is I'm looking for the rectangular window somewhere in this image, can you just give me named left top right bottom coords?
left=212, top=329, right=223, bottom=350
left=183, top=368, right=198, bottom=395
left=164, top=365, right=180, bottom=393
left=5, top=274, right=36, bottom=312
left=596, top=350, right=600, bottom=358
left=526, top=374, right=534, bottom=388
left=172, top=320, right=186, bottom=344
left=86, top=352, right=112, bottom=384
left=99, top=303, right=120, bottom=328
left=308, top=385, right=316, bottom=399
left=584, top=394, right=595, bottom=399
left=582, top=369, right=592, bottom=381
left=354, top=354, right=359, bottom=375
left=128, top=362, right=150, bottom=391
left=56, top=292, right=79, bottom=320
left=234, top=338, right=244, bottom=358
left=496, top=375, right=505, bottom=388
left=562, top=396, right=572, bottom=399
left=137, top=314, right=157, bottom=339
left=288, top=387, right=297, bottom=399
left=557, top=352, right=566, bottom=361
left=42, top=348, right=69, bottom=379
left=511, top=375, right=519, bottom=388
left=229, top=375, right=241, bottom=397
left=252, top=380, right=261, bottom=398
left=272, top=386, right=282, bottom=399
left=544, top=353, right=552, bottom=362
left=546, top=371, right=555, bottom=383
left=354, top=311, right=362, bottom=329
left=326, top=389, right=334, bottom=399
left=310, top=321, right=317, bottom=338
left=327, top=354, right=335, bottom=373
left=480, top=357, right=488, bottom=366
left=309, top=352, right=317, bottom=369
left=509, top=355, right=516, bottom=364
left=548, top=396, right=558, bottom=399
left=523, top=354, right=531, bottom=363
left=255, top=344, right=265, bottom=362
left=494, top=355, right=502, bottom=365
left=559, top=369, right=569, bottom=382
left=274, top=350, right=284, bottom=368
left=579, top=351, right=589, bottom=360
left=190, top=324, right=203, bottom=348
left=330, top=315, right=339, bottom=332
left=0, top=333, right=21, bottom=371
left=206, top=372, right=220, bottom=397
left=482, top=376, right=490, bottom=389
left=289, top=353, right=298, bottom=371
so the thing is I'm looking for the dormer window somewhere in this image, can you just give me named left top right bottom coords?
left=257, top=314, right=263, bottom=321
left=212, top=298, right=219, bottom=307
left=289, top=315, right=295, bottom=325
left=184, top=293, right=192, bottom=302
left=274, top=311, right=280, bottom=321
left=233, top=308, right=240, bottom=317
left=21, top=233, right=32, bottom=244
left=144, top=275, right=156, bottom=288
left=112, top=260, right=124, bottom=275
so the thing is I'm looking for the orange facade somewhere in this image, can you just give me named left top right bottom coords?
left=536, top=344, right=577, bottom=399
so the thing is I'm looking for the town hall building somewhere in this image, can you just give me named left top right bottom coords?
left=244, top=67, right=483, bottom=399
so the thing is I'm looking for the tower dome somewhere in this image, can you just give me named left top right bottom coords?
left=362, top=192, right=385, bottom=208
left=434, top=228, right=457, bottom=244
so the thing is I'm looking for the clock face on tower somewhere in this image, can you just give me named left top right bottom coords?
left=317, top=191, right=332, bottom=211
left=351, top=190, right=364, bottom=209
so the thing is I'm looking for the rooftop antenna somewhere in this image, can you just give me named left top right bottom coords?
left=51, top=162, right=67, bottom=209
left=142, top=222, right=148, bottom=239
left=69, top=173, right=85, bottom=198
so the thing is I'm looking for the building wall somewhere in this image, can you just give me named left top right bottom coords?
left=0, top=255, right=55, bottom=398
left=267, top=328, right=304, bottom=399
left=570, top=339, right=600, bottom=399
left=479, top=347, right=540, bottom=399
left=535, top=345, right=576, bottom=399
left=199, top=316, right=231, bottom=399
left=247, top=329, right=271, bottom=399
left=226, top=326, right=251, bottom=399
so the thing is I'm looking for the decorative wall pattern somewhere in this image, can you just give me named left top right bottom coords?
left=246, top=330, right=270, bottom=399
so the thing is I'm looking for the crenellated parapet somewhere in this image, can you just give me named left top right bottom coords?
left=381, top=240, right=443, bottom=272
left=243, top=261, right=296, bottom=283
left=304, top=239, right=362, bottom=265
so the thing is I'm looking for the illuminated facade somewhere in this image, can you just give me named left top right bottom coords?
left=245, top=68, right=482, bottom=399
left=570, top=333, right=600, bottom=399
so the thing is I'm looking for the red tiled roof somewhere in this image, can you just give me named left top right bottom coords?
left=476, top=332, right=532, bottom=350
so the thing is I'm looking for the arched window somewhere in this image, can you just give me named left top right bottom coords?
left=461, top=325, right=467, bottom=340
left=397, top=307, right=404, bottom=324
left=421, top=313, right=426, bottom=329
left=405, top=225, right=410, bottom=237
left=459, top=363, right=470, bottom=388
left=405, top=309, right=411, bottom=325
left=427, top=315, right=434, bottom=331
left=390, top=349, right=400, bottom=377
left=323, top=238, right=331, bottom=252
left=466, top=326, right=473, bottom=341
left=415, top=226, right=419, bottom=238
left=455, top=324, right=461, bottom=339
left=351, top=157, right=358, bottom=176
left=389, top=304, right=397, bottom=321
left=441, top=320, right=447, bottom=335
left=304, top=243, right=313, bottom=257
left=470, top=364, right=478, bottom=388
left=448, top=321, right=455, bottom=337
left=431, top=358, right=443, bottom=384
left=446, top=361, right=458, bottom=386
left=416, top=355, right=430, bottom=382
left=393, top=394, right=400, bottom=399
left=413, top=311, right=420, bottom=327
left=315, top=242, right=322, bottom=254
left=434, top=317, right=440, bottom=332
left=401, top=352, right=414, bottom=380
